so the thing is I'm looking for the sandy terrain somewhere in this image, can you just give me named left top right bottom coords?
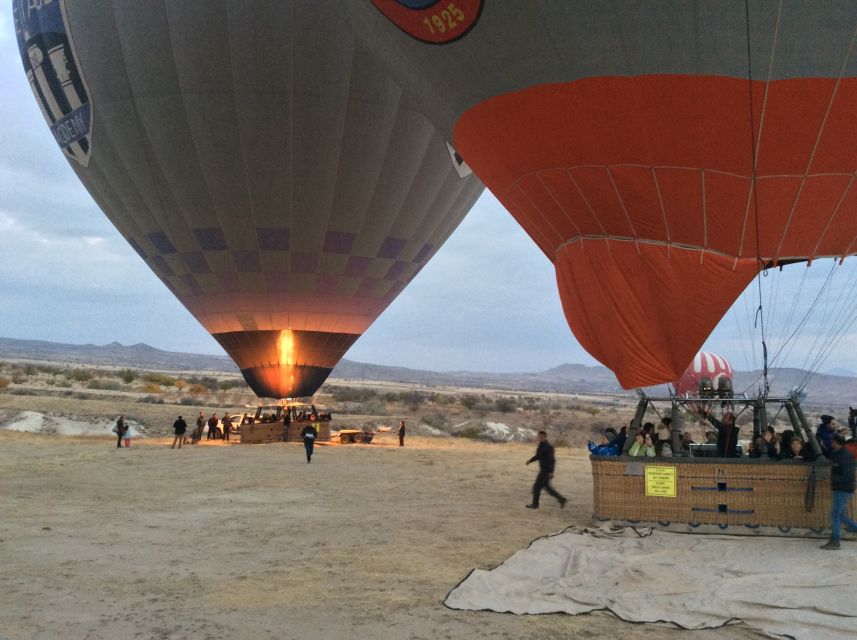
left=0, top=429, right=763, bottom=640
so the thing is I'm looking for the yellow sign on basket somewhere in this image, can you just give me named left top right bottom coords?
left=645, top=466, right=677, bottom=497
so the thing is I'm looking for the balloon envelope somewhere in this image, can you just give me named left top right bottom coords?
left=358, top=2, right=857, bottom=388
left=674, top=352, right=733, bottom=398
left=15, top=0, right=482, bottom=398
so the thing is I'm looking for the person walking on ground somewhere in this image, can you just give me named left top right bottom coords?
left=526, top=430, right=567, bottom=510
left=193, top=412, right=205, bottom=444
left=821, top=434, right=857, bottom=550
left=171, top=415, right=187, bottom=449
left=398, top=419, right=406, bottom=447
left=207, top=414, right=219, bottom=441
left=301, top=423, right=317, bottom=463
left=114, top=416, right=127, bottom=449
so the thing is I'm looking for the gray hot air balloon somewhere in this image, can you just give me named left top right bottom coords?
left=14, top=0, right=483, bottom=398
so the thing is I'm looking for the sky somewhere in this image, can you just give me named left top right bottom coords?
left=2, top=10, right=856, bottom=379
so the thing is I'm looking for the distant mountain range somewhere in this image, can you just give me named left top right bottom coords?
left=1, top=336, right=856, bottom=406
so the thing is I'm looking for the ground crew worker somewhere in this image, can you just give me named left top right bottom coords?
left=171, top=416, right=187, bottom=449
left=398, top=419, right=406, bottom=447
left=301, top=423, right=317, bottom=463
left=525, top=430, right=567, bottom=510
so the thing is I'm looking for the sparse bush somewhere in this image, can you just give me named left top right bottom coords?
left=460, top=395, right=478, bottom=410
left=70, top=369, right=93, bottom=382
left=143, top=373, right=176, bottom=387
left=494, top=397, right=517, bottom=413
left=118, top=369, right=137, bottom=384
left=9, top=388, right=37, bottom=396
left=188, top=383, right=208, bottom=396
left=179, top=397, right=197, bottom=406
left=175, top=379, right=188, bottom=391
left=87, top=379, right=122, bottom=391
left=422, top=411, right=448, bottom=430
left=142, top=383, right=161, bottom=394
left=0, top=377, right=10, bottom=390
left=458, top=425, right=482, bottom=439
left=219, top=379, right=244, bottom=391
left=24, top=364, right=37, bottom=376
left=138, top=395, right=165, bottom=404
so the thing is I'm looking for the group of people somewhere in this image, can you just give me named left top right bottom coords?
left=166, top=412, right=237, bottom=449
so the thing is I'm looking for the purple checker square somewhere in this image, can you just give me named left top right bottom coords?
left=314, top=274, right=339, bottom=295
left=377, top=236, right=406, bottom=259
left=345, top=256, right=371, bottom=277
left=193, top=227, right=227, bottom=251
left=128, top=238, right=148, bottom=259
left=217, top=272, right=241, bottom=294
left=323, top=231, right=356, bottom=254
left=181, top=252, right=212, bottom=274
left=150, top=255, right=174, bottom=277
left=413, top=243, right=434, bottom=264
left=291, top=252, right=319, bottom=274
left=357, top=277, right=382, bottom=297
left=232, top=250, right=261, bottom=273
left=384, top=260, right=408, bottom=281
left=181, top=274, right=202, bottom=295
left=148, top=231, right=176, bottom=254
left=264, top=272, right=290, bottom=293
left=383, top=280, right=406, bottom=301
left=257, top=227, right=290, bottom=251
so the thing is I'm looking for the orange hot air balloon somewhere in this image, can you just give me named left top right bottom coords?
left=15, top=0, right=482, bottom=398
left=356, top=2, right=857, bottom=388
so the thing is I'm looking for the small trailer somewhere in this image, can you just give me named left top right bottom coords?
left=337, top=429, right=374, bottom=444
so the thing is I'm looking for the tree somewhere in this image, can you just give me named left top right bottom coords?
left=119, top=369, right=137, bottom=384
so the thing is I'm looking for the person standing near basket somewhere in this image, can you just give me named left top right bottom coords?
left=525, top=430, right=567, bottom=510
left=821, top=434, right=857, bottom=550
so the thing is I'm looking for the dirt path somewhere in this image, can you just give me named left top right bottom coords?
left=0, top=431, right=758, bottom=639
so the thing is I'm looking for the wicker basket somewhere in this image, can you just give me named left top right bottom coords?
left=591, top=456, right=855, bottom=535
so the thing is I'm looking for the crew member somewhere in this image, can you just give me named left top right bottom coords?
left=525, top=431, right=567, bottom=510
left=301, top=423, right=317, bottom=463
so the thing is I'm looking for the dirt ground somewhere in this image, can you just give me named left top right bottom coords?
left=0, top=429, right=770, bottom=640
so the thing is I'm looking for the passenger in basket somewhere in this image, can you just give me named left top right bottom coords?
left=656, top=418, right=673, bottom=456
left=748, top=435, right=770, bottom=459
left=628, top=432, right=655, bottom=457
left=587, top=430, right=621, bottom=456
left=816, top=415, right=836, bottom=458
left=779, top=436, right=811, bottom=462
left=704, top=410, right=740, bottom=457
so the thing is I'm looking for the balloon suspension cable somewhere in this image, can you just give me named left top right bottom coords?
left=745, top=0, right=769, bottom=398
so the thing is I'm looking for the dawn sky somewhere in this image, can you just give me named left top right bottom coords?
left=2, top=10, right=856, bottom=381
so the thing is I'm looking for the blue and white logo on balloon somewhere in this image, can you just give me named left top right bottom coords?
left=13, top=0, right=92, bottom=167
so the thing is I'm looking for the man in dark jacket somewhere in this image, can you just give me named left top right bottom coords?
left=171, top=416, right=187, bottom=449
left=821, top=434, right=857, bottom=550
left=705, top=411, right=740, bottom=457
left=525, top=431, right=567, bottom=509
left=816, top=415, right=836, bottom=458
left=114, top=416, right=127, bottom=449
left=398, top=420, right=406, bottom=447
left=301, top=423, right=317, bottom=463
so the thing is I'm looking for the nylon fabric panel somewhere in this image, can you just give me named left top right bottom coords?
left=554, top=242, right=758, bottom=389
left=30, top=1, right=483, bottom=398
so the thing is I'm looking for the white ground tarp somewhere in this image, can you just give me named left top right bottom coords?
left=444, top=526, right=857, bottom=640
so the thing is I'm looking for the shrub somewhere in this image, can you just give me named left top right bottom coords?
left=70, top=369, right=93, bottom=382
left=422, top=411, right=448, bottom=430
left=138, top=395, right=164, bottom=404
left=118, top=369, right=137, bottom=384
left=179, top=397, right=197, bottom=406
left=142, top=383, right=161, bottom=394
left=460, top=395, right=478, bottom=410
left=188, top=383, right=208, bottom=396
left=87, top=379, right=122, bottom=391
left=494, top=397, right=517, bottom=413
left=458, top=425, right=483, bottom=439
left=0, top=377, right=10, bottom=390
left=143, top=373, right=176, bottom=387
